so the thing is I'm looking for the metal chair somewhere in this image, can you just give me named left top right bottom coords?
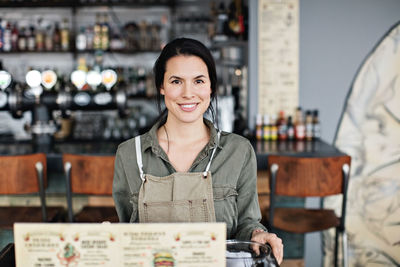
left=63, top=153, right=118, bottom=223
left=267, top=155, right=351, bottom=267
left=0, top=153, right=64, bottom=229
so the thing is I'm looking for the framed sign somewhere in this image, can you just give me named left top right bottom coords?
left=258, top=0, right=299, bottom=117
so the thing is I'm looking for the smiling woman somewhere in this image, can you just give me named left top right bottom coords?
left=112, top=38, right=283, bottom=264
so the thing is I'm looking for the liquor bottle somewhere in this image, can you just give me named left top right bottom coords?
left=305, top=110, right=313, bottom=141
left=262, top=114, right=271, bottom=141
left=44, top=25, right=53, bottom=51
left=93, top=13, right=102, bottom=50
left=270, top=114, right=278, bottom=141
left=17, top=26, right=27, bottom=51
left=86, top=26, right=94, bottom=50
left=294, top=107, right=305, bottom=140
left=76, top=26, right=87, bottom=51
left=286, top=116, right=295, bottom=141
left=35, top=22, right=44, bottom=52
left=3, top=21, right=12, bottom=52
left=53, top=22, right=61, bottom=51
left=60, top=18, right=70, bottom=51
left=11, top=23, right=18, bottom=51
left=255, top=114, right=262, bottom=141
left=277, top=110, right=288, bottom=141
left=27, top=26, right=36, bottom=51
left=100, top=13, right=109, bottom=51
left=312, top=109, right=321, bottom=140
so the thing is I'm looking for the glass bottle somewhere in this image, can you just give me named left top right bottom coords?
left=277, top=110, right=288, bottom=141
left=305, top=110, right=313, bottom=141
left=44, top=25, right=53, bottom=51
left=17, top=26, right=27, bottom=51
left=312, top=109, right=321, bottom=140
left=53, top=22, right=61, bottom=51
left=286, top=116, right=295, bottom=141
left=61, top=18, right=70, bottom=51
left=76, top=26, right=87, bottom=51
left=11, top=23, right=18, bottom=51
left=294, top=107, right=305, bottom=140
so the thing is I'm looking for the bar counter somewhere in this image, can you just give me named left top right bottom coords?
left=0, top=138, right=345, bottom=168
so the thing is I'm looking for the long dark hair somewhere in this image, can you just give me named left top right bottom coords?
left=153, top=38, right=218, bottom=125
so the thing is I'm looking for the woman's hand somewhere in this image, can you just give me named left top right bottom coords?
left=251, top=229, right=283, bottom=265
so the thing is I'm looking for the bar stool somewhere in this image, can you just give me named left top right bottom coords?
left=63, top=153, right=118, bottom=223
left=266, top=155, right=351, bottom=267
left=0, top=153, right=65, bottom=229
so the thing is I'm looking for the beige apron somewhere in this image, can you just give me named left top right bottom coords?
left=135, top=132, right=220, bottom=223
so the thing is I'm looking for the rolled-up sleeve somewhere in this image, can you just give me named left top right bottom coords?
left=234, top=142, right=267, bottom=240
left=112, top=148, right=133, bottom=222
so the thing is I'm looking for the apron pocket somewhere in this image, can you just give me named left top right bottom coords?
left=142, top=199, right=211, bottom=223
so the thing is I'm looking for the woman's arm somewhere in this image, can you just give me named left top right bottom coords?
left=234, top=141, right=283, bottom=264
left=112, top=148, right=133, bottom=222
left=234, top=141, right=267, bottom=240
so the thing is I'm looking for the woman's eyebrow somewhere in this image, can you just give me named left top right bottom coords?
left=168, top=75, right=182, bottom=80
left=168, top=75, right=206, bottom=80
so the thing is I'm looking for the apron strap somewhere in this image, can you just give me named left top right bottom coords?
left=135, top=136, right=145, bottom=182
left=203, top=130, right=221, bottom=177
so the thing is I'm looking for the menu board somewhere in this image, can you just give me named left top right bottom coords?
left=14, top=223, right=226, bottom=267
left=258, top=0, right=299, bottom=117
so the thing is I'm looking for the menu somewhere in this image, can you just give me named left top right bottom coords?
left=258, top=0, right=299, bottom=116
left=14, top=223, right=226, bottom=267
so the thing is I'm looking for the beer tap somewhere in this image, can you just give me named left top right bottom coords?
left=26, top=69, right=57, bottom=151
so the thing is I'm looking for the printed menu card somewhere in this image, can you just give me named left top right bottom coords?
left=14, top=222, right=226, bottom=267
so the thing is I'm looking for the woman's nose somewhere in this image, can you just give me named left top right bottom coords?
left=182, top=83, right=194, bottom=98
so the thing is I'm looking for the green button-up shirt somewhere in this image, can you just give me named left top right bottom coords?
left=112, top=118, right=267, bottom=240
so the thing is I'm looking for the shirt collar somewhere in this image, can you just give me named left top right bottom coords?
left=141, top=118, right=221, bottom=157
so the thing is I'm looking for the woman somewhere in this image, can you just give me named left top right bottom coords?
left=112, top=38, right=283, bottom=263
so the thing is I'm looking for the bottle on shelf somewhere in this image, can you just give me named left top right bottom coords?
left=312, top=109, right=321, bottom=140
left=262, top=114, right=271, bottom=141
left=44, top=25, right=53, bottom=51
left=270, top=113, right=278, bottom=141
left=93, top=13, right=102, bottom=50
left=3, top=20, right=12, bottom=52
left=305, top=110, right=313, bottom=141
left=53, top=22, right=61, bottom=51
left=35, top=21, right=44, bottom=52
left=277, top=110, right=287, bottom=141
left=100, top=13, right=109, bottom=51
left=27, top=26, right=36, bottom=51
left=11, top=23, right=18, bottom=51
left=294, top=107, right=305, bottom=140
left=17, top=26, right=27, bottom=52
left=286, top=116, right=295, bottom=141
left=60, top=18, right=70, bottom=51
left=255, top=114, right=263, bottom=141
left=76, top=26, right=87, bottom=51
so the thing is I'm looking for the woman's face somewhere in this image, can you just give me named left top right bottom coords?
left=161, top=55, right=211, bottom=125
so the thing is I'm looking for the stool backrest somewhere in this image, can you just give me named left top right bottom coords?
left=268, top=155, right=351, bottom=197
left=63, top=154, right=115, bottom=195
left=0, top=153, right=47, bottom=195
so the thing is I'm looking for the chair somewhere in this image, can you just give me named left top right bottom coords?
left=63, top=153, right=118, bottom=223
left=267, top=155, right=351, bottom=267
left=0, top=153, right=64, bottom=229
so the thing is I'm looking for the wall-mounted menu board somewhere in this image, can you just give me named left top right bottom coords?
left=258, top=0, right=299, bottom=117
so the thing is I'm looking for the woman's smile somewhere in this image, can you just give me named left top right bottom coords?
left=179, top=103, right=198, bottom=112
